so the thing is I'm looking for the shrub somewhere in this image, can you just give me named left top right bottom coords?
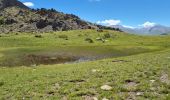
left=0, top=17, right=4, bottom=25
left=58, top=35, right=68, bottom=40
left=0, top=81, right=4, bottom=86
left=103, top=33, right=112, bottom=39
left=78, top=34, right=82, bottom=37
left=85, top=38, right=94, bottom=43
left=97, top=29, right=103, bottom=32
left=35, top=34, right=42, bottom=38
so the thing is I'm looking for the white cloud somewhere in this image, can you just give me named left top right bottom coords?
left=122, top=25, right=135, bottom=29
left=23, top=2, right=34, bottom=7
left=139, top=21, right=157, bottom=28
left=97, top=19, right=121, bottom=26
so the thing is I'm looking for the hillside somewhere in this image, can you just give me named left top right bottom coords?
left=0, top=0, right=28, bottom=10
left=0, top=0, right=119, bottom=33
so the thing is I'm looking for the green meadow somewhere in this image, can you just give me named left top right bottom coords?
left=0, top=30, right=170, bottom=100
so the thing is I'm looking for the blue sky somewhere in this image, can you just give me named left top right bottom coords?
left=20, top=0, right=170, bottom=28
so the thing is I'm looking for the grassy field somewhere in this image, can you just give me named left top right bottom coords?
left=0, top=29, right=170, bottom=100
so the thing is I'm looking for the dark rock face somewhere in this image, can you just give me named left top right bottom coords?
left=0, top=0, right=28, bottom=10
left=36, top=19, right=48, bottom=29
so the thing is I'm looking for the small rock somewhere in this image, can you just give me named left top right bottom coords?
left=127, top=92, right=136, bottom=100
left=31, top=64, right=37, bottom=67
left=92, top=69, right=100, bottom=73
left=62, top=96, right=67, bottom=100
left=83, top=96, right=98, bottom=100
left=102, top=98, right=109, bottom=100
left=92, top=69, right=97, bottom=72
left=93, top=97, right=98, bottom=100
left=136, top=92, right=143, bottom=96
left=160, top=73, right=169, bottom=84
left=150, top=87, right=156, bottom=91
left=101, top=85, right=112, bottom=91
left=54, top=83, right=60, bottom=89
left=150, top=80, right=156, bottom=83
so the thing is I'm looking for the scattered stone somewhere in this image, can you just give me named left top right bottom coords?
left=160, top=73, right=170, bottom=84
left=125, top=82, right=137, bottom=89
left=136, top=92, right=143, bottom=96
left=102, top=98, right=109, bottom=100
left=92, top=69, right=97, bottom=73
left=101, top=85, right=112, bottom=91
left=93, top=97, right=98, bottom=100
left=127, top=92, right=136, bottom=100
left=91, top=69, right=100, bottom=73
left=150, top=80, right=156, bottom=83
left=83, top=96, right=98, bottom=100
left=112, top=60, right=129, bottom=63
left=150, top=87, right=156, bottom=91
left=124, top=80, right=138, bottom=89
left=54, top=83, right=60, bottom=89
left=96, top=37, right=102, bottom=41
left=62, top=96, right=68, bottom=100
left=31, top=64, right=37, bottom=67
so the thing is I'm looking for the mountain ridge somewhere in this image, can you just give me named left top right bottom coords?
left=111, top=24, right=170, bottom=35
left=0, top=0, right=119, bottom=33
left=0, top=0, right=28, bottom=10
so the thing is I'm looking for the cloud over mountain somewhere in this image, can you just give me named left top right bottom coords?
left=139, top=21, right=157, bottom=28
left=97, top=19, right=121, bottom=26
left=23, top=2, right=34, bottom=7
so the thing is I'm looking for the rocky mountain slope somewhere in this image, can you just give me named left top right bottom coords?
left=0, top=0, right=117, bottom=33
left=0, top=0, right=28, bottom=10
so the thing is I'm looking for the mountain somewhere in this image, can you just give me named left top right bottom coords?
left=0, top=0, right=118, bottom=33
left=0, top=0, right=28, bottom=10
left=111, top=25, right=170, bottom=35
left=111, top=25, right=136, bottom=34
left=144, top=25, right=170, bottom=34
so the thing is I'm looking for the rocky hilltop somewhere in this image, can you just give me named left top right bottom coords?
left=0, top=0, right=119, bottom=33
left=0, top=0, right=28, bottom=10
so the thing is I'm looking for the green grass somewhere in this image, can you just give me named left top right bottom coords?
left=0, top=29, right=170, bottom=100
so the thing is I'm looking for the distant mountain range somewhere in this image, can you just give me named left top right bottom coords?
left=111, top=25, right=170, bottom=35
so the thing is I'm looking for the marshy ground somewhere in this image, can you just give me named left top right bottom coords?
left=0, top=30, right=170, bottom=99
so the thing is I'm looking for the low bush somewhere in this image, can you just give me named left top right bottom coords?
left=58, top=35, right=68, bottom=40
left=97, top=29, right=103, bottom=32
left=103, top=33, right=112, bottom=39
left=85, top=38, right=94, bottom=43
left=35, top=34, right=43, bottom=38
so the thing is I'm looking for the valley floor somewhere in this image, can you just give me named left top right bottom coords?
left=0, top=30, right=170, bottom=100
